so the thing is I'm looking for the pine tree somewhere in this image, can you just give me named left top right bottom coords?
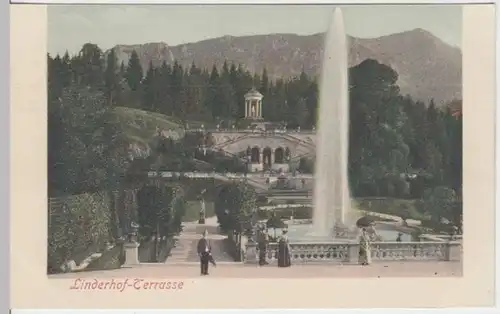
left=220, top=60, right=238, bottom=119
left=170, top=60, right=184, bottom=118
left=185, top=62, right=204, bottom=118
left=206, top=64, right=220, bottom=119
left=260, top=67, right=269, bottom=96
left=104, top=48, right=119, bottom=105
left=61, top=51, right=72, bottom=87
left=78, top=43, right=104, bottom=87
left=125, top=50, right=143, bottom=91
left=142, top=61, right=156, bottom=111
left=157, top=61, right=173, bottom=115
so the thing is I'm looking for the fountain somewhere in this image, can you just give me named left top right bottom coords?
left=311, top=7, right=351, bottom=238
left=273, top=8, right=404, bottom=243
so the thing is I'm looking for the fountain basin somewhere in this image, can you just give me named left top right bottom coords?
left=278, top=223, right=413, bottom=243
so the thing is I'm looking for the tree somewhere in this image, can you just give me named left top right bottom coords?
left=77, top=43, right=104, bottom=87
left=141, top=61, right=156, bottom=111
left=298, top=157, right=314, bottom=173
left=416, top=186, right=457, bottom=223
left=48, top=54, right=64, bottom=102
left=215, top=182, right=257, bottom=233
left=206, top=64, right=221, bottom=119
left=170, top=60, right=184, bottom=118
left=219, top=60, right=238, bottom=118
left=136, top=185, right=184, bottom=239
left=125, top=50, right=143, bottom=91
left=260, top=67, right=269, bottom=96
left=104, top=48, right=119, bottom=105
left=48, top=86, right=129, bottom=196
left=294, top=97, right=309, bottom=127
left=348, top=59, right=411, bottom=197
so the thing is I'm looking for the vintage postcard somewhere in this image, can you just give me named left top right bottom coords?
left=11, top=3, right=495, bottom=309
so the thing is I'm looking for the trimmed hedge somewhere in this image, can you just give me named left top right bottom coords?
left=48, top=191, right=114, bottom=271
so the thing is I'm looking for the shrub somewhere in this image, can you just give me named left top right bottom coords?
left=85, top=244, right=125, bottom=271
left=48, top=191, right=113, bottom=271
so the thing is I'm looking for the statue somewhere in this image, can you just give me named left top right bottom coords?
left=199, top=190, right=207, bottom=224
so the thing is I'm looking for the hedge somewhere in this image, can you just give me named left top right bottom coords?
left=48, top=191, right=114, bottom=271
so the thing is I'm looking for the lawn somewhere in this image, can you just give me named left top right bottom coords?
left=113, top=106, right=185, bottom=148
left=183, top=201, right=215, bottom=222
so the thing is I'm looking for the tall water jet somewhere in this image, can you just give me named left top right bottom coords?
left=312, top=8, right=351, bottom=237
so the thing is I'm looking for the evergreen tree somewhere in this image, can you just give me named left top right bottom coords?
left=170, top=60, right=184, bottom=118
left=158, top=61, right=173, bottom=115
left=77, top=43, right=104, bottom=87
left=61, top=51, right=72, bottom=87
left=142, top=61, right=156, bottom=111
left=260, top=67, right=269, bottom=96
left=104, top=48, right=119, bottom=105
left=125, top=50, right=143, bottom=91
left=206, top=64, right=221, bottom=119
left=220, top=60, right=238, bottom=119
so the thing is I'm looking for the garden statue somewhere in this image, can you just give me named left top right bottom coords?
left=199, top=191, right=207, bottom=224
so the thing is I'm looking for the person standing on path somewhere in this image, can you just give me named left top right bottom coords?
left=258, top=231, right=269, bottom=266
left=359, top=228, right=372, bottom=266
left=277, top=229, right=291, bottom=268
left=197, top=230, right=212, bottom=275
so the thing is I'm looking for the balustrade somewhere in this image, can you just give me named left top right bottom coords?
left=370, top=242, right=447, bottom=261
left=245, top=241, right=461, bottom=264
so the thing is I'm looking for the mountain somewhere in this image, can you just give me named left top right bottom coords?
left=110, top=28, right=462, bottom=105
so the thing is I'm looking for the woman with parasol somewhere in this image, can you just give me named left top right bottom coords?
left=266, top=213, right=287, bottom=241
left=356, top=216, right=375, bottom=266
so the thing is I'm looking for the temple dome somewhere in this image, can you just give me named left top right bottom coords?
left=244, top=87, right=263, bottom=99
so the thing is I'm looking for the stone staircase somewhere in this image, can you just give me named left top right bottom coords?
left=212, top=173, right=269, bottom=192
left=166, top=217, right=236, bottom=265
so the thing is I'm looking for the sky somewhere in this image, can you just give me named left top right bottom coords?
left=48, top=4, right=462, bottom=56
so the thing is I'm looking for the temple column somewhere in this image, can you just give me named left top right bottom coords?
left=259, top=150, right=264, bottom=169
left=271, top=148, right=275, bottom=164
left=245, top=100, right=248, bottom=117
left=259, top=100, right=262, bottom=118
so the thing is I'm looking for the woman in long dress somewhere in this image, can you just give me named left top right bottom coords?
left=277, top=229, right=292, bottom=267
left=359, top=228, right=372, bottom=266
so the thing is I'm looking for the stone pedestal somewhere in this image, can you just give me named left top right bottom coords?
left=445, top=242, right=462, bottom=261
left=198, top=211, right=206, bottom=224
left=123, top=242, right=140, bottom=266
left=347, top=243, right=360, bottom=264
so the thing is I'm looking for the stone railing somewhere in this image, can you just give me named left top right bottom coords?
left=188, top=128, right=318, bottom=134
left=244, top=241, right=461, bottom=264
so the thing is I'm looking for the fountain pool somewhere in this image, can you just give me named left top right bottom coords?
left=282, top=223, right=413, bottom=243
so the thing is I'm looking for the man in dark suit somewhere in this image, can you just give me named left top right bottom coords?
left=197, top=230, right=212, bottom=275
left=258, top=231, right=269, bottom=266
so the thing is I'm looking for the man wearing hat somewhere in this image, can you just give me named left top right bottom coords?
left=197, top=229, right=212, bottom=275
